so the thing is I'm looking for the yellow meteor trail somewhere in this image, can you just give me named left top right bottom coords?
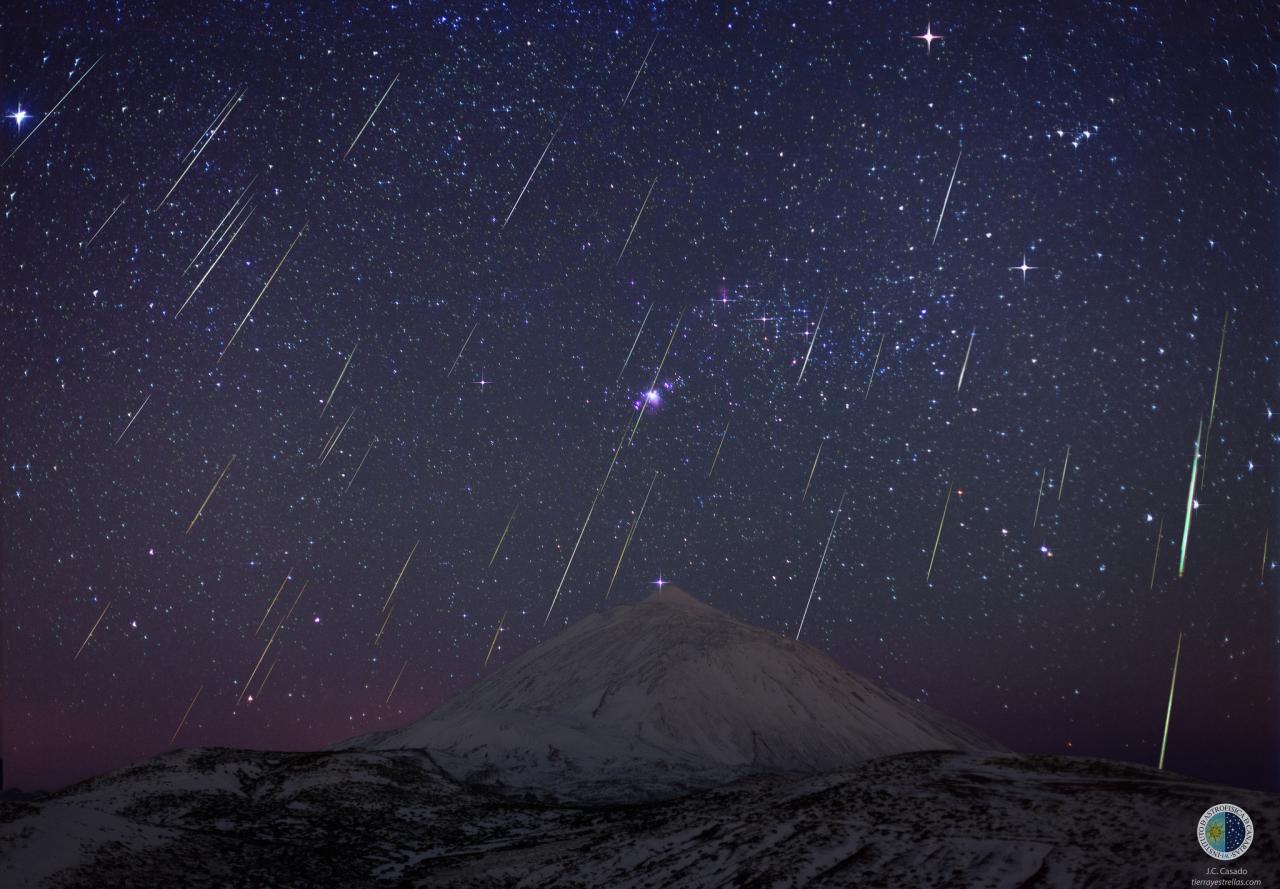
left=386, top=660, right=409, bottom=704
left=255, top=571, right=291, bottom=637
left=488, top=506, right=519, bottom=568
left=956, top=329, right=974, bottom=392
left=278, top=580, right=308, bottom=629
left=177, top=202, right=254, bottom=317
left=383, top=540, right=420, bottom=611
left=1157, top=631, right=1182, bottom=770
left=1058, top=445, right=1070, bottom=501
left=484, top=612, right=506, bottom=667
left=795, top=493, right=846, bottom=640
left=708, top=420, right=730, bottom=478
left=113, top=392, right=151, bottom=446
left=171, top=686, right=203, bottom=743
left=1149, top=517, right=1163, bottom=590
left=74, top=602, right=111, bottom=660
left=320, top=338, right=359, bottom=416
left=344, top=73, right=399, bottom=160
left=796, top=303, right=825, bottom=386
left=926, top=481, right=953, bottom=582
left=187, top=455, right=236, bottom=534
left=802, top=439, right=824, bottom=500
left=865, top=332, right=885, bottom=398
left=605, top=470, right=658, bottom=599
left=219, top=222, right=308, bottom=361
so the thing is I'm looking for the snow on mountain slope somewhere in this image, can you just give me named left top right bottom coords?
left=352, top=586, right=1000, bottom=799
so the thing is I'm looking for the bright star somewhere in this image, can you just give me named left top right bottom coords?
left=1009, top=253, right=1038, bottom=281
left=8, top=105, right=29, bottom=129
left=652, top=575, right=669, bottom=590
left=915, top=23, right=942, bottom=54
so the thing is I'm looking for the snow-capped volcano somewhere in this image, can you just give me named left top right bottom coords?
left=349, top=586, right=999, bottom=799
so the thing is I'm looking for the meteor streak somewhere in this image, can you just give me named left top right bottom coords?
left=374, top=603, right=395, bottom=646
left=865, top=332, right=885, bottom=398
left=795, top=493, right=846, bottom=641
left=171, top=686, right=203, bottom=743
left=1032, top=465, right=1046, bottom=530
left=74, top=602, right=110, bottom=660
left=319, top=408, right=355, bottom=466
left=483, top=612, right=506, bottom=667
left=447, top=323, right=477, bottom=377
left=545, top=493, right=598, bottom=624
left=932, top=148, right=962, bottom=245
left=253, top=658, right=278, bottom=700
left=926, top=481, right=953, bottom=582
left=1058, top=445, right=1071, bottom=501
left=238, top=626, right=278, bottom=705
left=3, top=54, right=104, bottom=166
left=219, top=223, right=307, bottom=360
left=113, top=392, right=151, bottom=446
left=629, top=308, right=684, bottom=442
left=1157, top=631, right=1182, bottom=769
left=488, top=505, right=519, bottom=568
left=1178, top=421, right=1201, bottom=578
left=1200, top=309, right=1228, bottom=486
left=344, top=73, right=399, bottom=160
left=621, top=36, right=657, bottom=107
left=383, top=540, right=420, bottom=611
left=84, top=198, right=125, bottom=249
left=1261, top=529, right=1269, bottom=583
left=616, top=303, right=652, bottom=383
left=796, top=303, right=825, bottom=385
left=184, top=176, right=256, bottom=273
left=155, top=89, right=244, bottom=211
left=386, top=660, right=408, bottom=704
left=708, top=420, right=730, bottom=478
left=177, top=202, right=254, bottom=317
left=187, top=455, right=235, bottom=534
left=503, top=119, right=562, bottom=228
left=616, top=176, right=657, bottom=265
left=802, top=439, right=824, bottom=500
left=956, top=329, right=974, bottom=392
left=1149, top=517, right=1163, bottom=590
left=320, top=338, right=359, bottom=416
left=255, top=571, right=290, bottom=637
left=344, top=435, right=378, bottom=493
left=605, top=470, right=658, bottom=599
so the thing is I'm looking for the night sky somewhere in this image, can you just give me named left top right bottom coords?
left=3, top=1, right=1277, bottom=795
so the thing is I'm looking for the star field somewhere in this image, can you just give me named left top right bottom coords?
left=2, top=1, right=1277, bottom=793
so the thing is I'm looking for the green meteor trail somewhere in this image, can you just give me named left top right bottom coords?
left=1178, top=422, right=1201, bottom=578
left=1157, top=632, right=1182, bottom=770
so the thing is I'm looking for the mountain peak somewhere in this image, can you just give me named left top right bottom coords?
left=642, top=584, right=714, bottom=611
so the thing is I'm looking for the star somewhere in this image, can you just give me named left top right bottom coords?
left=8, top=105, right=29, bottom=129
left=915, top=23, right=942, bottom=54
left=652, top=575, right=669, bottom=591
left=1009, top=253, right=1038, bottom=281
